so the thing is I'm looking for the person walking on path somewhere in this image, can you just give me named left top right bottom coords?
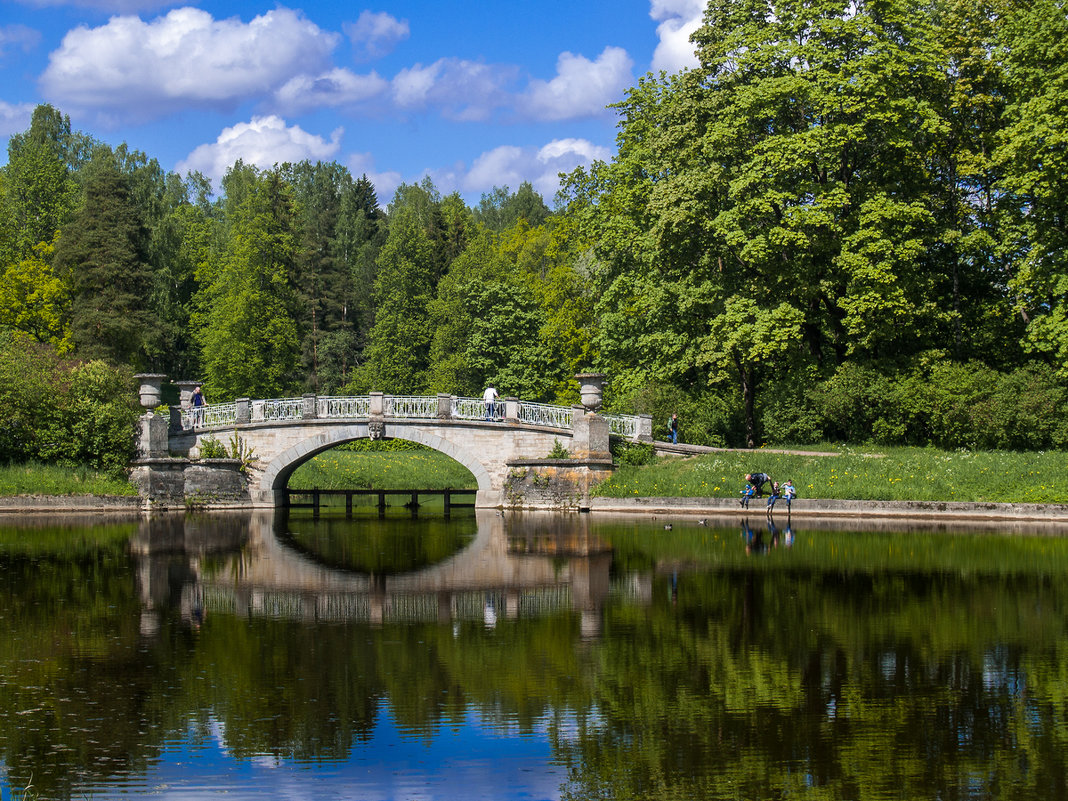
left=669, top=413, right=679, bottom=444
left=483, top=385, right=499, bottom=420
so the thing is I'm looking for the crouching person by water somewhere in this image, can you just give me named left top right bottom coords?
left=745, top=472, right=772, bottom=497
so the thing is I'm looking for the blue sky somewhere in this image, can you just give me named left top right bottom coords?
left=0, top=0, right=704, bottom=205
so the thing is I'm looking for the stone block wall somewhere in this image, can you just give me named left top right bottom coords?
left=130, top=458, right=250, bottom=510
left=503, top=458, right=615, bottom=511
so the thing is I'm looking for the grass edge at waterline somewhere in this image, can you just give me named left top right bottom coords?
left=591, top=446, right=1068, bottom=505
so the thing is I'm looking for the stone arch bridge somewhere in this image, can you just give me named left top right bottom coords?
left=141, top=391, right=655, bottom=509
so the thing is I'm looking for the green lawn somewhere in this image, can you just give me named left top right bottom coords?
left=0, top=462, right=138, bottom=496
left=594, top=446, right=1067, bottom=504
left=288, top=447, right=477, bottom=491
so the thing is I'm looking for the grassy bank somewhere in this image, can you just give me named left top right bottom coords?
left=0, top=462, right=137, bottom=496
left=289, top=446, right=477, bottom=491
left=595, top=446, right=1067, bottom=504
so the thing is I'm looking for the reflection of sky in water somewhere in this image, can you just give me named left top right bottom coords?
left=76, top=709, right=564, bottom=801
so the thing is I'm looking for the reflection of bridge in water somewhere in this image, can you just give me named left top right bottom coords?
left=131, top=510, right=618, bottom=638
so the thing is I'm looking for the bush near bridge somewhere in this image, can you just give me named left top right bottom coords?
left=0, top=334, right=140, bottom=479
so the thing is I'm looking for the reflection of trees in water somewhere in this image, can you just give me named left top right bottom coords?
left=282, top=513, right=478, bottom=574
left=3, top=516, right=1068, bottom=798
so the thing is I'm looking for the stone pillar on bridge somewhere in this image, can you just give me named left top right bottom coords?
left=302, top=393, right=317, bottom=419
left=570, top=406, right=611, bottom=460
left=504, top=397, right=519, bottom=423
left=369, top=391, right=385, bottom=416
left=436, top=394, right=452, bottom=419
left=638, top=414, right=653, bottom=442
left=236, top=398, right=251, bottom=425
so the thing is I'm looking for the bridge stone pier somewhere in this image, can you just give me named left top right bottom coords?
left=131, top=375, right=654, bottom=510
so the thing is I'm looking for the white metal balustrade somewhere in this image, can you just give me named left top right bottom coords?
left=317, top=395, right=370, bottom=419
left=254, top=398, right=304, bottom=422
left=384, top=395, right=439, bottom=419
left=602, top=413, right=639, bottom=439
left=180, top=393, right=639, bottom=437
left=518, top=401, right=574, bottom=430
left=452, top=396, right=503, bottom=421
left=182, top=401, right=237, bottom=430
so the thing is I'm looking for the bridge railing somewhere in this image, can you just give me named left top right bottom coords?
left=181, top=401, right=237, bottom=430
left=318, top=395, right=370, bottom=418
left=602, top=413, right=639, bottom=439
left=452, top=396, right=504, bottom=422
left=253, top=398, right=304, bottom=422
left=518, top=401, right=574, bottom=430
left=180, top=393, right=642, bottom=438
left=385, top=395, right=439, bottom=419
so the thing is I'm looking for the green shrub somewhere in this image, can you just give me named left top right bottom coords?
left=612, top=441, right=656, bottom=466
left=0, top=335, right=139, bottom=477
left=198, top=436, right=228, bottom=458
left=547, top=439, right=570, bottom=459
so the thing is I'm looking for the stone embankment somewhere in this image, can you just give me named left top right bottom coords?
left=0, top=495, right=141, bottom=513
left=589, top=496, right=1068, bottom=522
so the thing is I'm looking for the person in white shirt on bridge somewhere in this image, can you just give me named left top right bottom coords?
left=483, top=385, right=499, bottom=420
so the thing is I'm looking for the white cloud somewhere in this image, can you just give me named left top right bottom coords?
left=521, top=47, right=633, bottom=121
left=347, top=151, right=402, bottom=206
left=0, top=100, right=35, bottom=137
left=343, top=10, right=409, bottom=61
left=0, top=24, right=41, bottom=58
left=274, top=68, right=388, bottom=114
left=649, top=0, right=703, bottom=73
left=426, top=137, right=612, bottom=203
left=391, top=58, right=517, bottom=121
left=39, top=6, right=338, bottom=121
left=177, top=116, right=343, bottom=182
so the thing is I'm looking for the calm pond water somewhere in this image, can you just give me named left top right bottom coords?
left=2, top=508, right=1068, bottom=800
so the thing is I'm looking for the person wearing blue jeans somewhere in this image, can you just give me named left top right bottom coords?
left=483, top=385, right=499, bottom=420
left=669, top=413, right=679, bottom=444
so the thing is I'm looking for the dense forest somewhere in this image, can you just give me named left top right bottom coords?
left=2, top=0, right=1067, bottom=459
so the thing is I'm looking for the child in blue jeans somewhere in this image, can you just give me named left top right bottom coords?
left=766, top=482, right=781, bottom=512
left=740, top=484, right=755, bottom=509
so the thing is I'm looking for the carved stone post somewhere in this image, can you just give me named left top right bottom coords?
left=437, top=393, right=453, bottom=419
left=137, top=412, right=170, bottom=458
left=236, top=398, right=251, bottom=425
left=571, top=405, right=611, bottom=460
left=368, top=391, right=385, bottom=440
left=302, top=393, right=317, bottom=419
left=638, top=414, right=653, bottom=442
left=504, top=396, right=519, bottom=424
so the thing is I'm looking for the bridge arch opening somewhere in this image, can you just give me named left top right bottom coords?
left=259, top=424, right=489, bottom=509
